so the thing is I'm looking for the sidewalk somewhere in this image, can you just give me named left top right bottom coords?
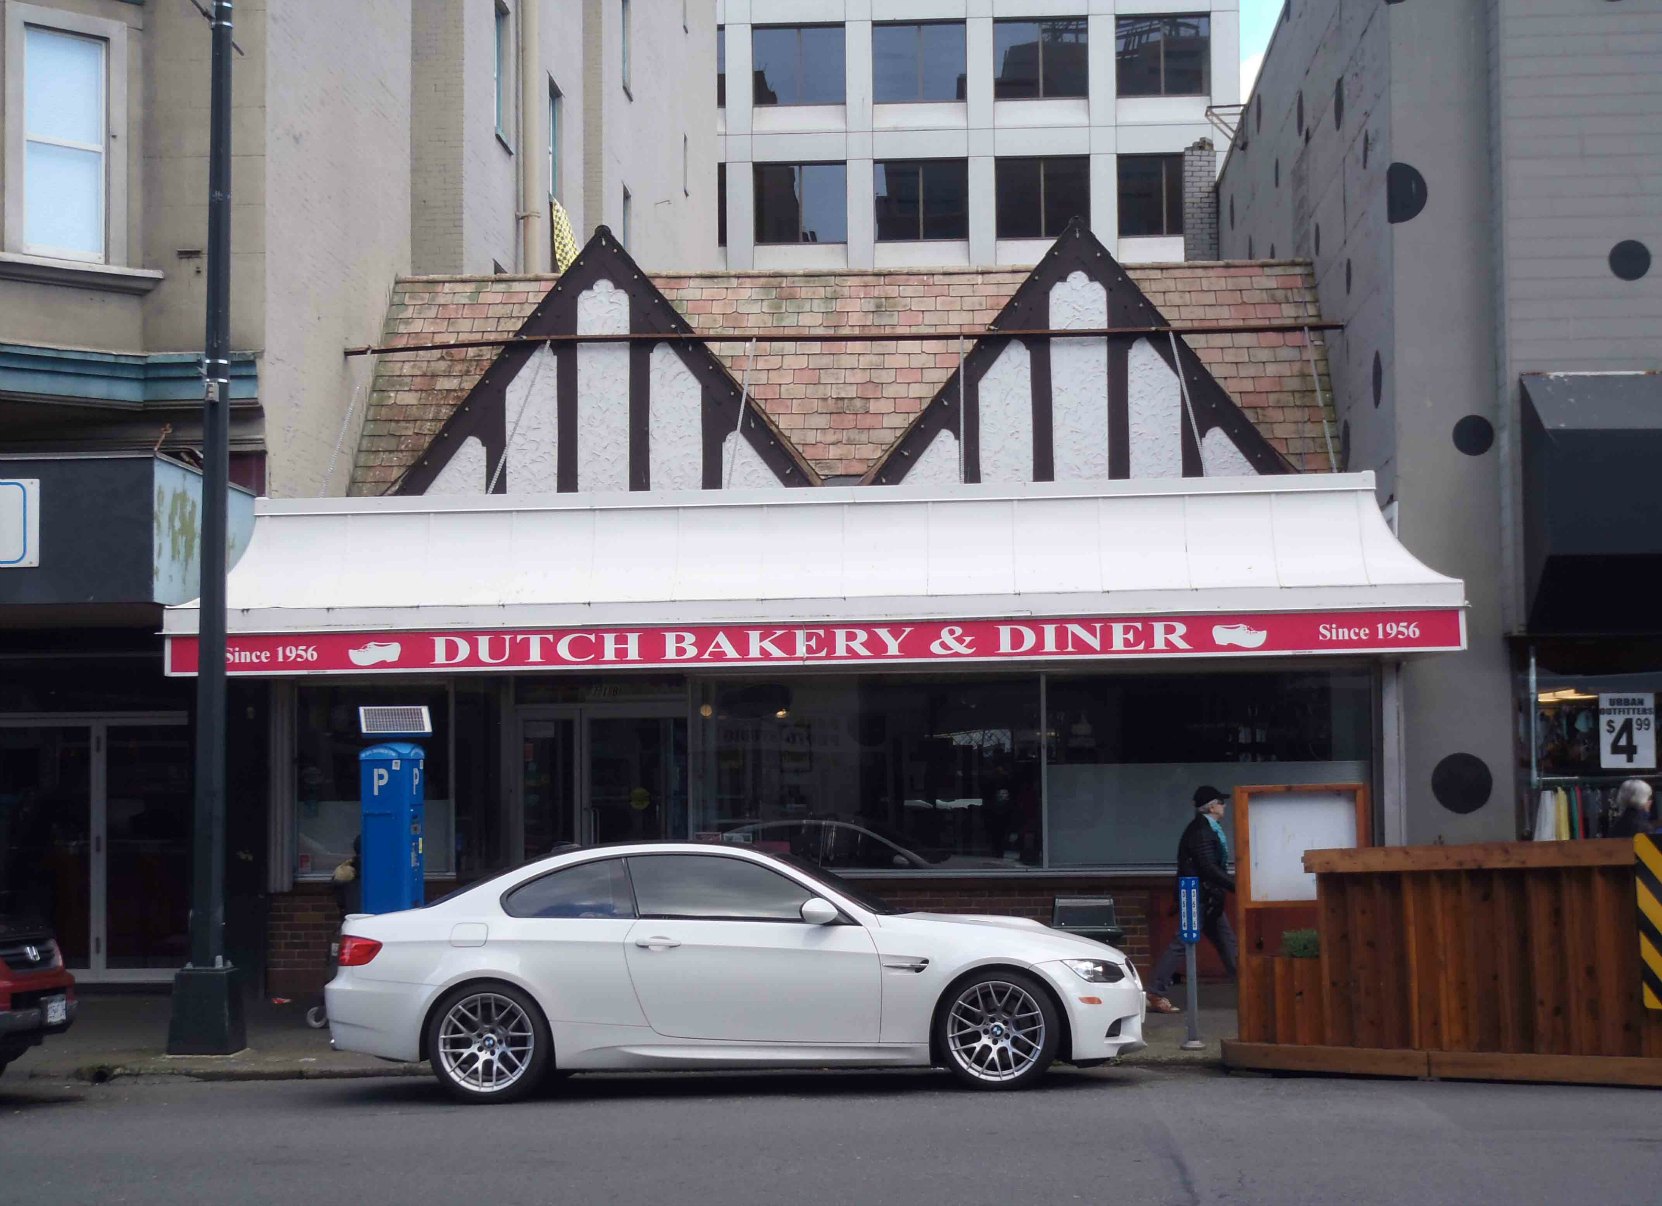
left=9, top=983, right=1236, bottom=1084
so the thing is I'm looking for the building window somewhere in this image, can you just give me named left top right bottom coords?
left=1118, top=154, right=1184, bottom=237
left=1115, top=15, right=1211, bottom=97
left=717, top=162, right=727, bottom=247
left=621, top=0, right=632, bottom=97
left=494, top=3, right=511, bottom=141
left=716, top=25, right=725, bottom=107
left=993, top=19, right=1088, bottom=100
left=753, top=162, right=846, bottom=244
left=621, top=185, right=632, bottom=249
left=752, top=25, right=845, bottom=106
left=995, top=156, right=1089, bottom=240
left=875, top=160, right=968, bottom=242
left=872, top=22, right=966, bottom=103
left=18, top=24, right=108, bottom=261
left=548, top=81, right=561, bottom=197
left=693, top=677, right=1044, bottom=869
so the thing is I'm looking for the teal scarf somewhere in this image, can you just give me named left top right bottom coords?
left=1205, top=814, right=1231, bottom=865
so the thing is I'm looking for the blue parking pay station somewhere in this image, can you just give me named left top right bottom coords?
left=357, top=706, right=433, bottom=914
left=1178, top=876, right=1204, bottom=1050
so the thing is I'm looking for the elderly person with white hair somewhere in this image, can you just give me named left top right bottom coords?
left=1610, top=779, right=1656, bottom=838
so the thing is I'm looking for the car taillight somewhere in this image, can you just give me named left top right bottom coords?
left=338, top=936, right=382, bottom=967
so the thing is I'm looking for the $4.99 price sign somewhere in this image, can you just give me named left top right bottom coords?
left=1599, top=693, right=1656, bottom=770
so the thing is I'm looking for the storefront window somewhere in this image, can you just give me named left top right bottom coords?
left=692, top=676, right=1043, bottom=870
left=1044, top=670, right=1374, bottom=867
left=1522, top=640, right=1662, bottom=839
left=293, top=683, right=452, bottom=879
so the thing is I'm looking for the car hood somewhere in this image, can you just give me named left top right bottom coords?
left=882, top=911, right=1127, bottom=961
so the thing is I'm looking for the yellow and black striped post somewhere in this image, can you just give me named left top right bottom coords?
left=1638, top=834, right=1662, bottom=1010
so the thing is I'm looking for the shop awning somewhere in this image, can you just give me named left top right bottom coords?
left=162, top=474, right=1466, bottom=675
left=1521, top=372, right=1662, bottom=634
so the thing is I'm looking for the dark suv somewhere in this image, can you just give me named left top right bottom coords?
left=0, top=916, right=77, bottom=1078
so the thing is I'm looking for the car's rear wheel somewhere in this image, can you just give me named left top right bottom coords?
left=426, top=983, right=550, bottom=1104
left=936, top=970, right=1058, bottom=1090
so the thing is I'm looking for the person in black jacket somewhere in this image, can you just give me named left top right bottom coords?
left=1145, top=785, right=1239, bottom=1014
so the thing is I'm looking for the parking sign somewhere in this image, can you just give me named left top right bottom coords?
left=1179, top=876, right=1200, bottom=943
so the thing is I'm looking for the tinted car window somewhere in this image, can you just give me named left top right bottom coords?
left=503, top=858, right=636, bottom=919
left=627, top=854, right=814, bottom=921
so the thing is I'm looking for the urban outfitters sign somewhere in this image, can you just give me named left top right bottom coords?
left=165, top=608, right=1465, bottom=677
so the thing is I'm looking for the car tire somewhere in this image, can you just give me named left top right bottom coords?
left=426, top=982, right=552, bottom=1104
left=935, top=969, right=1059, bottom=1090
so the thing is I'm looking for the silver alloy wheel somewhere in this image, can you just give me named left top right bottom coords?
left=946, top=980, right=1048, bottom=1083
left=437, top=992, right=537, bottom=1094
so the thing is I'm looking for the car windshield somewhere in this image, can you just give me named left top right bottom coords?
left=767, top=851, right=908, bottom=915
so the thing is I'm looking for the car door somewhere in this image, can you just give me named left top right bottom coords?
left=622, top=852, right=881, bottom=1044
left=493, top=857, right=649, bottom=1028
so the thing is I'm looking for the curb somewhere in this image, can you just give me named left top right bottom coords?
left=26, top=1060, right=429, bottom=1085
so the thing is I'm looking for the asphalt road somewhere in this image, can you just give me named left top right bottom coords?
left=3, top=1066, right=1657, bottom=1206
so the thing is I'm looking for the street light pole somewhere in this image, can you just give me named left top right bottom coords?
left=167, top=0, right=245, bottom=1056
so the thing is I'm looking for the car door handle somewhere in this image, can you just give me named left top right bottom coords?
left=634, top=936, right=681, bottom=950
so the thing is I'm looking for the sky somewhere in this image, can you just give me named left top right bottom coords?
left=1239, top=0, right=1281, bottom=100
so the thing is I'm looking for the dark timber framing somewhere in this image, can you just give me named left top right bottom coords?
left=864, top=217, right=1296, bottom=484
left=396, top=227, right=819, bottom=496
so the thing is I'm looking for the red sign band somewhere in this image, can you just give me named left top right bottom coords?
left=164, top=609, right=1465, bottom=676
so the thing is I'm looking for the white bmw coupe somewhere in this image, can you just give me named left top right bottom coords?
left=327, top=843, right=1146, bottom=1102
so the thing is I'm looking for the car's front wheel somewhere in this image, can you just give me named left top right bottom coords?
left=935, top=970, right=1059, bottom=1090
left=426, top=982, right=551, bottom=1104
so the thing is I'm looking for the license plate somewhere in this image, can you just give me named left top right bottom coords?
left=44, top=995, right=67, bottom=1025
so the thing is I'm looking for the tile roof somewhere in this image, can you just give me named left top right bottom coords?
left=350, top=261, right=1335, bottom=496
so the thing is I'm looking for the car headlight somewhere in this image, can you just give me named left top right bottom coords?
left=1063, top=958, right=1127, bottom=984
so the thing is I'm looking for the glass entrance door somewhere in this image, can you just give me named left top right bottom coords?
left=517, top=708, right=688, bottom=857
left=0, top=717, right=188, bottom=980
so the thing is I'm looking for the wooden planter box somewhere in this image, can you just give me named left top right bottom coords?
left=1223, top=841, right=1662, bottom=1088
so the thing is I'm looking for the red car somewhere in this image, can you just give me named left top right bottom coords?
left=0, top=917, right=77, bottom=1078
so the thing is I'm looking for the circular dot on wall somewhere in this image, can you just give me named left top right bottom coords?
left=1387, top=162, right=1428, bottom=223
left=1372, top=351, right=1384, bottom=407
left=1432, top=753, right=1493, bottom=815
left=1453, top=415, right=1495, bottom=456
left=1609, top=240, right=1652, bottom=281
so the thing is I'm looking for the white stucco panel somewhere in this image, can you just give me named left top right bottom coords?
left=425, top=435, right=488, bottom=496
left=1201, top=426, right=1259, bottom=478
left=649, top=343, right=703, bottom=491
left=1127, top=338, right=1184, bottom=479
left=721, top=428, right=786, bottom=490
left=1049, top=271, right=1107, bottom=331
left=904, top=427, right=962, bottom=485
left=577, top=279, right=631, bottom=492
left=978, top=340, right=1033, bottom=484
left=504, top=344, right=558, bottom=493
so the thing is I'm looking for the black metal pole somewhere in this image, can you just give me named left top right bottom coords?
left=168, top=0, right=244, bottom=1055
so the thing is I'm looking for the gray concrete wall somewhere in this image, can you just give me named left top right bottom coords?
left=1489, top=0, right=1662, bottom=629
left=410, top=0, right=467, bottom=275
left=579, top=0, right=716, bottom=269
left=1220, top=0, right=1516, bottom=844
left=262, top=0, right=412, bottom=497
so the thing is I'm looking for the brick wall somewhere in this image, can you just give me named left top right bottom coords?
left=267, top=884, right=345, bottom=999
left=1183, top=137, right=1220, bottom=262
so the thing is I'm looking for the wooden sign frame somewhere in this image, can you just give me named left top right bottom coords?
left=1234, top=782, right=1372, bottom=912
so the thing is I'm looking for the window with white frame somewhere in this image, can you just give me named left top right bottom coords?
left=494, top=2, right=512, bottom=141
left=8, top=10, right=127, bottom=265
left=548, top=81, right=562, bottom=198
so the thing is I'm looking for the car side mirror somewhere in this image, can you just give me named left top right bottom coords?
left=800, top=897, right=839, bottom=925
left=892, top=854, right=909, bottom=868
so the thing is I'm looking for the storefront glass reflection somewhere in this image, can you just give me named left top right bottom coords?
left=1044, top=670, right=1374, bottom=867
left=693, top=676, right=1043, bottom=869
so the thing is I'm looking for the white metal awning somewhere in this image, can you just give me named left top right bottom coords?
left=163, top=475, right=1466, bottom=676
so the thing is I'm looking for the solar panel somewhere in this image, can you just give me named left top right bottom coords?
left=358, top=705, right=434, bottom=737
